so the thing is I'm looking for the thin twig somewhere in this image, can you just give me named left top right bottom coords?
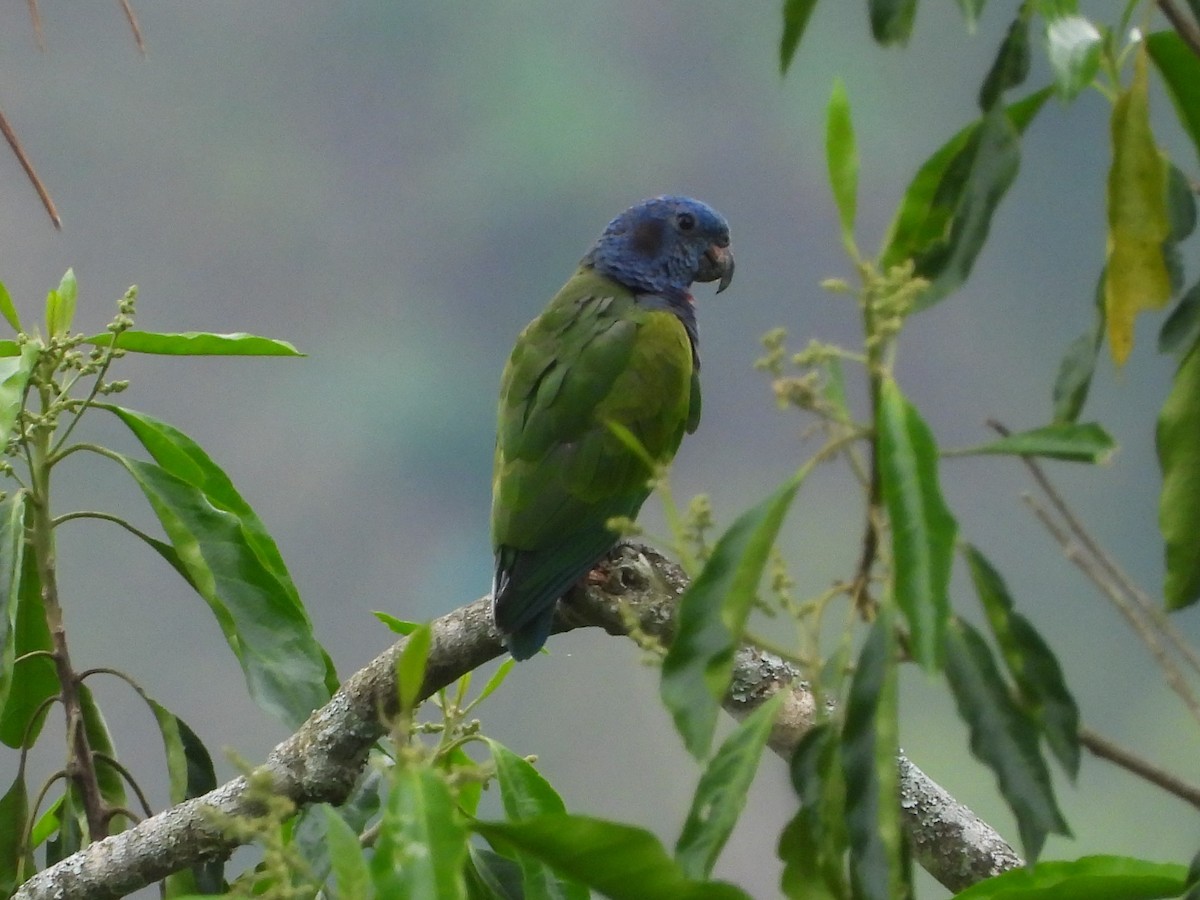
left=26, top=0, right=45, bottom=51
left=0, top=107, right=60, bottom=229
left=1080, top=725, right=1200, bottom=810
left=1023, top=492, right=1200, bottom=724
left=116, top=0, right=145, bottom=55
left=1158, top=0, right=1200, bottom=58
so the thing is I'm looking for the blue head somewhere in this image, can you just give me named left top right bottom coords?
left=582, top=196, right=734, bottom=302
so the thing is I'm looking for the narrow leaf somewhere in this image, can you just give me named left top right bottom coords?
left=0, top=494, right=27, bottom=723
left=78, top=684, right=128, bottom=830
left=466, top=846, right=525, bottom=900
left=111, top=453, right=331, bottom=726
left=82, top=330, right=303, bottom=356
left=1160, top=280, right=1200, bottom=357
left=676, top=692, right=785, bottom=880
left=484, top=738, right=586, bottom=900
left=869, top=0, right=918, bottom=46
left=661, top=476, right=801, bottom=758
left=979, top=11, right=1031, bottom=110
left=372, top=766, right=468, bottom=900
left=1157, top=343, right=1200, bottom=609
left=1147, top=30, right=1200, bottom=168
left=0, top=281, right=22, bottom=333
left=0, top=344, right=40, bottom=444
left=876, top=378, right=957, bottom=670
left=324, top=804, right=371, bottom=900
left=374, top=612, right=421, bottom=635
left=473, top=815, right=753, bottom=900
left=965, top=545, right=1080, bottom=777
left=53, top=269, right=77, bottom=337
left=944, top=619, right=1069, bottom=861
left=883, top=90, right=1049, bottom=309
left=946, top=422, right=1115, bottom=463
left=781, top=724, right=848, bottom=898
left=841, top=612, right=906, bottom=900
left=397, top=622, right=432, bottom=715
left=1052, top=271, right=1106, bottom=423
left=472, top=658, right=515, bottom=709
left=1105, top=43, right=1172, bottom=366
left=0, top=548, right=55, bottom=749
left=953, top=854, right=1186, bottom=899
left=826, top=78, right=859, bottom=250
left=956, top=0, right=987, bottom=30
left=780, top=0, right=819, bottom=74
left=1045, top=14, right=1102, bottom=101
left=0, top=773, right=30, bottom=895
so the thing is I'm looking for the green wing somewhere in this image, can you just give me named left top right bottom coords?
left=491, top=266, right=697, bottom=658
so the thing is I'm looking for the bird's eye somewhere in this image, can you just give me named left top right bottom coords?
left=676, top=212, right=696, bottom=232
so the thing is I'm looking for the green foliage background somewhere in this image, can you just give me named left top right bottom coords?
left=0, top=2, right=1194, bottom=895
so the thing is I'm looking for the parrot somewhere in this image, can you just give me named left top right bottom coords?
left=490, top=195, right=734, bottom=660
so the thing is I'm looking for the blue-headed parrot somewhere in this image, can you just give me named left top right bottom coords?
left=490, top=196, right=734, bottom=660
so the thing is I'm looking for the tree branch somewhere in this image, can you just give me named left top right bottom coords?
left=15, top=543, right=1019, bottom=899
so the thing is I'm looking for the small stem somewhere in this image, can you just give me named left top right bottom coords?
left=1079, top=725, right=1200, bottom=810
left=92, top=753, right=153, bottom=819
left=50, top=336, right=120, bottom=460
left=0, top=106, right=60, bottom=229
left=29, top=377, right=109, bottom=841
left=52, top=510, right=162, bottom=548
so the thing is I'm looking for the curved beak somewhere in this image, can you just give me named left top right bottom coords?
left=696, top=243, right=735, bottom=294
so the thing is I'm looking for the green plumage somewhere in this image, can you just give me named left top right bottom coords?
left=491, top=266, right=699, bottom=658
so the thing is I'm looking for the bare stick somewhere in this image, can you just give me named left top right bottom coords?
left=0, top=107, right=61, bottom=230
left=1080, top=726, right=1200, bottom=810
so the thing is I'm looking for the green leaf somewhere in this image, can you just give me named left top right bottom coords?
left=0, top=547, right=55, bottom=749
left=946, top=422, right=1115, bottom=463
left=780, top=724, right=848, bottom=899
left=0, top=341, right=20, bottom=357
left=324, top=804, right=371, bottom=900
left=676, top=692, right=785, bottom=880
left=372, top=766, right=468, bottom=900
left=780, top=0, right=819, bottom=74
left=1052, top=271, right=1106, bottom=423
left=953, top=854, right=1187, bottom=899
left=110, top=452, right=331, bottom=727
left=661, top=476, right=801, bottom=758
left=1044, top=14, right=1102, bottom=100
left=1166, top=163, right=1197, bottom=244
left=0, top=494, right=27, bottom=725
left=944, top=618, right=1069, bottom=862
left=0, top=773, right=30, bottom=895
left=473, top=815, right=752, bottom=900
left=1160, top=280, right=1200, bottom=358
left=869, top=0, right=918, bottom=46
left=826, top=78, right=859, bottom=251
left=373, top=611, right=421, bottom=635
left=965, top=545, right=1080, bottom=777
left=82, top=330, right=303, bottom=356
left=397, top=622, right=432, bottom=715
left=466, top=846, right=525, bottom=900
left=1105, top=43, right=1172, bottom=366
left=882, top=88, right=1050, bottom=308
left=956, top=0, right=987, bottom=30
left=0, top=344, right=40, bottom=445
left=1147, top=31, right=1200, bottom=169
left=876, top=378, right=957, bottom=670
left=291, top=771, right=384, bottom=896
left=979, top=11, right=1031, bottom=110
left=155, top=701, right=222, bottom=896
left=841, top=612, right=906, bottom=900
left=1157, top=342, right=1200, bottom=609
left=78, top=684, right=128, bottom=830
left=45, top=269, right=76, bottom=338
left=484, top=738, right=587, bottom=900
left=0, top=281, right=22, bottom=333
left=471, top=659, right=515, bottom=709
left=442, top=745, right=483, bottom=818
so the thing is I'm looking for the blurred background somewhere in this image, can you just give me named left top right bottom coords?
left=0, top=1, right=1195, bottom=896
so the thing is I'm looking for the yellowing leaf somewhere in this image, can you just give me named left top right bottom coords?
left=1105, top=45, right=1172, bottom=366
